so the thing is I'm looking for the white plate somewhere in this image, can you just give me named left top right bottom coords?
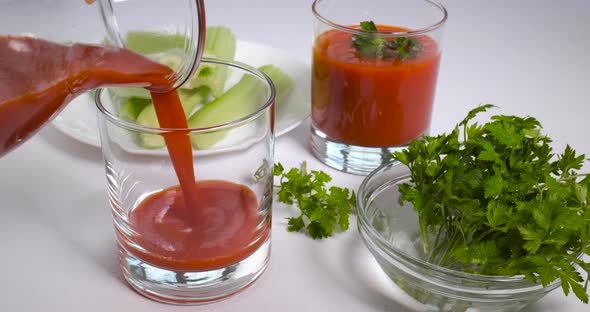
left=52, top=40, right=311, bottom=149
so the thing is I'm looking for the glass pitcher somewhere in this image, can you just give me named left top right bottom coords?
left=0, top=0, right=206, bottom=156
left=3, top=0, right=206, bottom=89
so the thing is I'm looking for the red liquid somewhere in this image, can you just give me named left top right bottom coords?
left=312, top=26, right=441, bottom=147
left=0, top=36, right=267, bottom=271
left=149, top=90, right=200, bottom=224
left=125, top=181, right=266, bottom=271
left=0, top=36, right=174, bottom=156
left=136, top=90, right=268, bottom=270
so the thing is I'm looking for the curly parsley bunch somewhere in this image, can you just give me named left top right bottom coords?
left=393, top=104, right=590, bottom=303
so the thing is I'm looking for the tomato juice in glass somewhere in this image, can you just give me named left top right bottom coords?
left=0, top=0, right=274, bottom=303
left=95, top=59, right=275, bottom=304
left=310, top=0, right=447, bottom=174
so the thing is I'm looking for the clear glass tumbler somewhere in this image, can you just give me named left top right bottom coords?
left=310, top=0, right=447, bottom=175
left=95, top=59, right=275, bottom=304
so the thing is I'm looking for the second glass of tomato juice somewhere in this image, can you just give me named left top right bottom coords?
left=310, top=0, right=447, bottom=174
left=95, top=59, right=275, bottom=304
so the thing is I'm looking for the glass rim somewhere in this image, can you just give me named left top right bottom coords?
left=356, top=160, right=563, bottom=287
left=312, top=0, right=448, bottom=37
left=94, top=57, right=276, bottom=134
left=171, top=0, right=207, bottom=90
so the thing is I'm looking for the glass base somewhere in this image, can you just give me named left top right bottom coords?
left=119, top=238, right=271, bottom=305
left=310, top=125, right=411, bottom=175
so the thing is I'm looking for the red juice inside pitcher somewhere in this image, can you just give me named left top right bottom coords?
left=0, top=0, right=206, bottom=156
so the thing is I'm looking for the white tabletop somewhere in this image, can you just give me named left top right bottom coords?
left=1, top=0, right=589, bottom=311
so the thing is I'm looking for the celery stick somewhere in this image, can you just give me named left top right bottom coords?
left=110, top=87, right=151, bottom=100
left=122, top=27, right=236, bottom=97
left=185, top=26, right=237, bottom=96
left=260, top=65, right=294, bottom=106
left=188, top=65, right=293, bottom=149
left=118, top=97, right=152, bottom=122
left=203, top=26, right=237, bottom=61
left=136, top=87, right=210, bottom=149
left=125, top=32, right=186, bottom=55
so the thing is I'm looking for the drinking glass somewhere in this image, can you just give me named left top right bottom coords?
left=95, top=59, right=275, bottom=304
left=310, top=0, right=447, bottom=174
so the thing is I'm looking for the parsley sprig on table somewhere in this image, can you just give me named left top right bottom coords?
left=274, top=162, right=356, bottom=239
left=392, top=104, right=590, bottom=303
left=352, top=20, right=422, bottom=60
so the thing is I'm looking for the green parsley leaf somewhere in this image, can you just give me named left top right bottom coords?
left=274, top=162, right=356, bottom=239
left=392, top=104, right=590, bottom=303
left=484, top=174, right=504, bottom=198
left=484, top=120, right=523, bottom=147
left=352, top=20, right=422, bottom=60
left=287, top=216, right=305, bottom=232
left=359, top=21, right=378, bottom=31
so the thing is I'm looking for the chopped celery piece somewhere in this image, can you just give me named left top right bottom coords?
left=188, top=65, right=293, bottom=149
left=260, top=64, right=294, bottom=106
left=122, top=26, right=236, bottom=97
left=111, top=87, right=151, bottom=100
left=203, top=26, right=237, bottom=60
left=185, top=26, right=237, bottom=96
left=118, top=97, right=152, bottom=122
left=125, top=32, right=186, bottom=55
left=136, top=87, right=210, bottom=149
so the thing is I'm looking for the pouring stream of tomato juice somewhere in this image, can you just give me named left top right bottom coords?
left=0, top=36, right=262, bottom=271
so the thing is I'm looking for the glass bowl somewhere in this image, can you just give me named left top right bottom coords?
left=356, top=161, right=561, bottom=312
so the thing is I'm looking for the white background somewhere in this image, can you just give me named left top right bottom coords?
left=1, top=0, right=589, bottom=311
